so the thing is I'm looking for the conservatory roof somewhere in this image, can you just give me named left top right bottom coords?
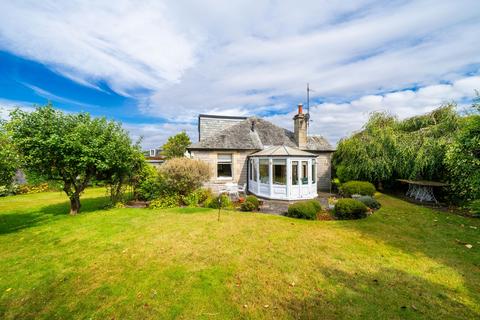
left=249, top=145, right=317, bottom=157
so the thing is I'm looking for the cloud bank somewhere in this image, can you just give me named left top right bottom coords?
left=0, top=0, right=479, bottom=147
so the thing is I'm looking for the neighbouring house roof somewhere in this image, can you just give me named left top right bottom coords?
left=249, top=145, right=317, bottom=157
left=188, top=117, right=334, bottom=151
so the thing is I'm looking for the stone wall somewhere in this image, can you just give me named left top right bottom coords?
left=191, top=149, right=253, bottom=193
left=199, top=116, right=246, bottom=141
left=315, top=152, right=333, bottom=191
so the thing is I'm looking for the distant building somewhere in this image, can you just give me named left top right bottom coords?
left=143, top=147, right=165, bottom=168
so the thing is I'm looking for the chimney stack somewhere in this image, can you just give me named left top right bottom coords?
left=293, top=103, right=307, bottom=149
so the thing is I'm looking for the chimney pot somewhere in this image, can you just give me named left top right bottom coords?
left=298, top=103, right=303, bottom=114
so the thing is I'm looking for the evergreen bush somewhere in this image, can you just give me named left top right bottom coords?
left=340, top=181, right=376, bottom=197
left=333, top=198, right=368, bottom=220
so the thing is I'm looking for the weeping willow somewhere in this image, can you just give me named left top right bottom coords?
left=333, top=104, right=459, bottom=187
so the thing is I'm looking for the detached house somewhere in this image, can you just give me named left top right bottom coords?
left=188, top=104, right=335, bottom=201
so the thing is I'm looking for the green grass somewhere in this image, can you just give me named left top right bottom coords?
left=0, top=189, right=479, bottom=319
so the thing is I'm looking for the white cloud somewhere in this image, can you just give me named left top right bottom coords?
left=0, top=0, right=196, bottom=95
left=122, top=122, right=197, bottom=149
left=1, top=0, right=480, bottom=146
left=266, top=75, right=480, bottom=144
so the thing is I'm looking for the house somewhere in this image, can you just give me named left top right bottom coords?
left=143, top=147, right=166, bottom=168
left=187, top=104, right=335, bottom=201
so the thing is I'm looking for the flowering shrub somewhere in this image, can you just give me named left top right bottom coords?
left=159, top=158, right=211, bottom=196
left=149, top=194, right=181, bottom=209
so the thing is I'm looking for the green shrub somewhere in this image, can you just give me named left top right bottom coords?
left=195, top=188, right=213, bottom=205
left=205, top=194, right=233, bottom=209
left=240, top=201, right=257, bottom=212
left=181, top=188, right=213, bottom=207
left=286, top=200, right=321, bottom=220
left=468, top=200, right=480, bottom=216
left=340, top=181, right=376, bottom=197
left=333, top=198, right=368, bottom=220
left=357, top=195, right=381, bottom=210
left=244, top=195, right=260, bottom=210
left=149, top=194, right=181, bottom=209
left=137, top=166, right=164, bottom=201
left=0, top=185, right=8, bottom=197
left=13, top=183, right=50, bottom=195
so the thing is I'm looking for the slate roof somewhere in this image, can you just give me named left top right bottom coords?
left=250, top=145, right=317, bottom=157
left=188, top=117, right=334, bottom=151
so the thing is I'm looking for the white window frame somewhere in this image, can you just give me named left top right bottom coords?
left=149, top=149, right=156, bottom=157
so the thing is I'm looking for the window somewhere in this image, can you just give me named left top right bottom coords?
left=273, top=159, right=286, bottom=185
left=259, top=159, right=269, bottom=183
left=149, top=149, right=156, bottom=157
left=301, top=161, right=308, bottom=184
left=312, top=160, right=316, bottom=183
left=217, top=154, right=232, bottom=178
left=292, top=161, right=298, bottom=185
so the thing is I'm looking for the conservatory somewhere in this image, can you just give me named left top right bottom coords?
left=247, top=146, right=318, bottom=200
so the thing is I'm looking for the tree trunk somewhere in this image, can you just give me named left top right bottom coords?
left=69, top=194, right=81, bottom=215
left=377, top=181, right=384, bottom=191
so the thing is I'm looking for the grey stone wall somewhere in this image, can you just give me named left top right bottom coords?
left=315, top=152, right=333, bottom=191
left=190, top=149, right=253, bottom=193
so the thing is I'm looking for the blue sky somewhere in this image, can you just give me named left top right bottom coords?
left=1, top=0, right=479, bottom=148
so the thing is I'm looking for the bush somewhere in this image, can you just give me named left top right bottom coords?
left=205, top=194, right=233, bottom=209
left=181, top=188, right=213, bottom=207
left=240, top=195, right=260, bottom=212
left=340, top=181, right=376, bottom=197
left=357, top=195, right=381, bottom=210
left=159, top=158, right=211, bottom=196
left=136, top=166, right=163, bottom=201
left=240, top=201, right=257, bottom=212
left=149, top=194, right=181, bottom=209
left=0, top=185, right=8, bottom=197
left=331, top=178, right=342, bottom=193
left=333, top=198, right=368, bottom=220
left=468, top=200, right=480, bottom=216
left=13, top=183, right=50, bottom=195
left=286, top=200, right=322, bottom=220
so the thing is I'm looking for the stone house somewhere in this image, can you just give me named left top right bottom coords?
left=188, top=104, right=335, bottom=200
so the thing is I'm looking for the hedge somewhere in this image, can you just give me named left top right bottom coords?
left=286, top=200, right=321, bottom=220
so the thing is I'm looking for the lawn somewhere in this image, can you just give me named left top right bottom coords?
left=0, top=189, right=479, bottom=319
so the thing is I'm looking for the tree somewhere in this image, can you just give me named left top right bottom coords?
left=96, top=131, right=145, bottom=205
left=333, top=104, right=459, bottom=188
left=162, top=131, right=191, bottom=159
left=0, top=120, right=19, bottom=187
left=445, top=114, right=480, bottom=202
left=8, top=104, right=144, bottom=214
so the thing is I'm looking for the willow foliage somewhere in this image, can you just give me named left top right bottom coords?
left=333, top=104, right=459, bottom=187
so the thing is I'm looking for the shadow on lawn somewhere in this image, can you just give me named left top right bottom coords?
left=0, top=196, right=109, bottom=235
left=283, top=266, right=479, bottom=319
left=327, top=194, right=480, bottom=318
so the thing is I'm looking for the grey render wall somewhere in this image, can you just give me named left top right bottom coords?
left=199, top=116, right=246, bottom=141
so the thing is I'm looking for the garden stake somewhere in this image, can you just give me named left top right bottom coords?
left=217, top=195, right=222, bottom=221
